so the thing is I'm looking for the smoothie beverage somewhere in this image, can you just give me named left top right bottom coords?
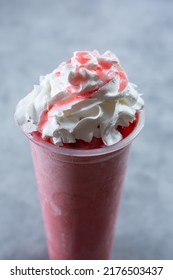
left=31, top=141, right=130, bottom=260
left=15, top=50, right=144, bottom=259
left=30, top=127, right=141, bottom=260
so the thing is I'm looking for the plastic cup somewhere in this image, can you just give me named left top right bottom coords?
left=24, top=111, right=144, bottom=260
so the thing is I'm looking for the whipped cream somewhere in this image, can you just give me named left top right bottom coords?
left=15, top=50, right=144, bottom=146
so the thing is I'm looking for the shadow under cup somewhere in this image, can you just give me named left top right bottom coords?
left=25, top=111, right=144, bottom=260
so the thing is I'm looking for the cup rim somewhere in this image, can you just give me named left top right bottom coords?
left=25, top=110, right=145, bottom=157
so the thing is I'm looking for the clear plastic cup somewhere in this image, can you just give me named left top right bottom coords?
left=25, top=111, right=144, bottom=260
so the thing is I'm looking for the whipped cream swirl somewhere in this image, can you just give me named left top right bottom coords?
left=15, top=50, right=144, bottom=146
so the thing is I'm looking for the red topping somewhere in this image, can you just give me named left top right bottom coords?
left=38, top=109, right=49, bottom=131
left=54, top=71, right=61, bottom=76
left=67, top=83, right=103, bottom=98
left=66, top=59, right=72, bottom=65
left=75, top=51, right=91, bottom=65
left=117, top=112, right=139, bottom=139
left=115, top=64, right=128, bottom=92
left=117, top=71, right=127, bottom=92
left=98, top=60, right=112, bottom=70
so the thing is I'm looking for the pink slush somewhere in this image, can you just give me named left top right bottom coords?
left=29, top=111, right=144, bottom=260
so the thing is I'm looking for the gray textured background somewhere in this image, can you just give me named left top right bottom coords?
left=0, top=0, right=173, bottom=260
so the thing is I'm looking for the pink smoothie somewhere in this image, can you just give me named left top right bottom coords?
left=29, top=112, right=143, bottom=260
left=31, top=141, right=130, bottom=259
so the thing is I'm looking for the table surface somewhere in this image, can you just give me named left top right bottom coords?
left=0, top=0, right=173, bottom=260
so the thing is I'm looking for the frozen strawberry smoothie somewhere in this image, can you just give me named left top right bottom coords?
left=15, top=50, right=144, bottom=259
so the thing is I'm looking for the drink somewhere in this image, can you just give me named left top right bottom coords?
left=27, top=110, right=144, bottom=260
left=15, top=50, right=144, bottom=259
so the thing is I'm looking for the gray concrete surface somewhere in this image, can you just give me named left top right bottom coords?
left=0, top=0, right=173, bottom=259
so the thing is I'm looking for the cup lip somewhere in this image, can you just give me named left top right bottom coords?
left=24, top=110, right=145, bottom=157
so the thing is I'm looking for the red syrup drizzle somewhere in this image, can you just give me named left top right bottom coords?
left=32, top=113, right=139, bottom=150
left=66, top=51, right=127, bottom=97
